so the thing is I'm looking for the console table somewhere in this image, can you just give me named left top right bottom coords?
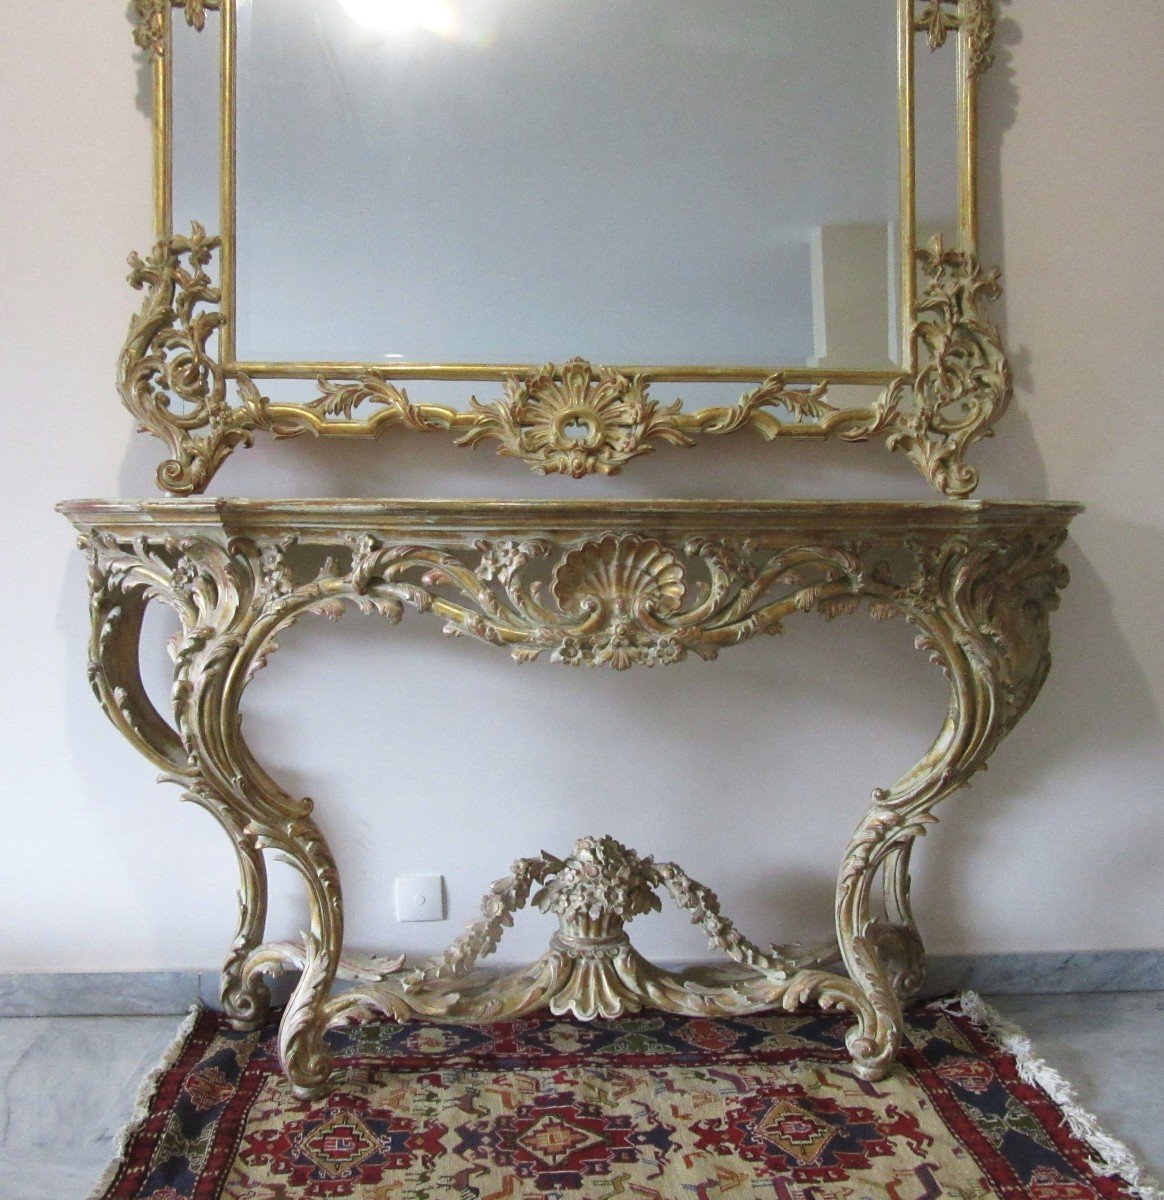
left=61, top=498, right=1078, bottom=1098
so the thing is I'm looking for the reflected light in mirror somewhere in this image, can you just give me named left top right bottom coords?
left=338, top=0, right=456, bottom=36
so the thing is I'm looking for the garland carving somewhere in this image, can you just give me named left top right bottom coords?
left=73, top=502, right=1077, bottom=1093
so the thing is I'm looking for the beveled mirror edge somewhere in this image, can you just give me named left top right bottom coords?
left=124, top=0, right=1009, bottom=497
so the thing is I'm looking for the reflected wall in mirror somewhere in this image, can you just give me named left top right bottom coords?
left=124, top=0, right=1009, bottom=495
left=232, top=0, right=902, bottom=369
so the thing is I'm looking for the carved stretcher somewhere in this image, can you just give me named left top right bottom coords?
left=61, top=498, right=1078, bottom=1097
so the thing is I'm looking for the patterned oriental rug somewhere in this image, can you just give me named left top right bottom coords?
left=92, top=994, right=1159, bottom=1200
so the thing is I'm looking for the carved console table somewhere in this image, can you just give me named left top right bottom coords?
left=61, top=498, right=1078, bottom=1098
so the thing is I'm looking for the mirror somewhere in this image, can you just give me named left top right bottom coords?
left=125, top=0, right=1008, bottom=495
left=231, top=0, right=904, bottom=369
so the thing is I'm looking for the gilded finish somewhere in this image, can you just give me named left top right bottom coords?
left=915, top=0, right=996, bottom=78
left=132, top=0, right=220, bottom=58
left=119, top=223, right=258, bottom=495
left=63, top=498, right=1078, bottom=1096
left=122, top=234, right=1008, bottom=496
left=124, top=0, right=1007, bottom=495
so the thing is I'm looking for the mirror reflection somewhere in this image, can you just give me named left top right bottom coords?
left=174, top=0, right=950, bottom=371
left=231, top=0, right=906, bottom=369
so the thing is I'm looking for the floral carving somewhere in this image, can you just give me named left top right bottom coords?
left=121, top=234, right=1009, bottom=496
left=374, top=834, right=839, bottom=1024
left=70, top=500, right=1077, bottom=1091
left=133, top=0, right=220, bottom=58
left=119, top=224, right=256, bottom=495
left=915, top=0, right=997, bottom=78
left=533, top=837, right=663, bottom=933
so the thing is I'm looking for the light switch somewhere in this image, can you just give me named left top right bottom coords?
left=395, top=874, right=445, bottom=922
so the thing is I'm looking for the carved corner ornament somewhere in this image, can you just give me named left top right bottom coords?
left=915, top=0, right=997, bottom=78
left=66, top=499, right=1078, bottom=1095
left=132, top=0, right=220, bottom=58
left=119, top=223, right=258, bottom=495
left=119, top=230, right=1010, bottom=496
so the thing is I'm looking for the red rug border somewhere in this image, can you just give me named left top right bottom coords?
left=95, top=997, right=1148, bottom=1200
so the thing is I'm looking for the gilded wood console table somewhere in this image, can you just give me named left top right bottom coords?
left=61, top=498, right=1078, bottom=1098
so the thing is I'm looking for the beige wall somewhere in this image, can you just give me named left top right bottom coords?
left=1, top=1, right=1161, bottom=973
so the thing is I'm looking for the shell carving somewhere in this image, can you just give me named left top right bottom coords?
left=551, top=535, right=686, bottom=619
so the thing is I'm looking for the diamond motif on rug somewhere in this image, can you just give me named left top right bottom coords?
left=90, top=998, right=1153, bottom=1199
left=514, top=1112, right=605, bottom=1165
left=298, top=1111, right=381, bottom=1176
left=753, top=1097, right=835, bottom=1163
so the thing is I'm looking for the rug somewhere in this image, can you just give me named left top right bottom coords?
left=91, top=994, right=1159, bottom=1200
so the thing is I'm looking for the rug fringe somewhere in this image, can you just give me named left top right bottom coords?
left=945, top=991, right=1163, bottom=1200
left=87, top=1004, right=204, bottom=1200
left=83, top=997, right=1161, bottom=1200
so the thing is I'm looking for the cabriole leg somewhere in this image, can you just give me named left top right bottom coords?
left=834, top=802, right=911, bottom=1081
left=267, top=816, right=345, bottom=1100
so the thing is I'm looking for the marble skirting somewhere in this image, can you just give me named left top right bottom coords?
left=0, top=952, right=1160, bottom=1017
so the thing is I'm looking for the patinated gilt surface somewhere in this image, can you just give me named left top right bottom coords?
left=63, top=499, right=1078, bottom=1096
left=121, top=236, right=1010, bottom=497
left=123, top=0, right=1009, bottom=495
left=73, top=0, right=1074, bottom=1106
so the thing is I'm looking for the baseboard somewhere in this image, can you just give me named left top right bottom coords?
left=920, top=950, right=1163, bottom=999
left=1, top=950, right=1159, bottom=1018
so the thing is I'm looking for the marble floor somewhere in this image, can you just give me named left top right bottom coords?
left=0, top=993, right=1160, bottom=1200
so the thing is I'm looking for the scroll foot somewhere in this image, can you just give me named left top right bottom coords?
left=280, top=938, right=337, bottom=1100
left=222, top=969, right=271, bottom=1032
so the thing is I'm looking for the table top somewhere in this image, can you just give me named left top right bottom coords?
left=59, top=497, right=1083, bottom=541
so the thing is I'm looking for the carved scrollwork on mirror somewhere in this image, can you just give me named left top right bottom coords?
left=124, top=0, right=1009, bottom=495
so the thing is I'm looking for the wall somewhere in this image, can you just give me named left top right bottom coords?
left=1, top=1, right=1161, bottom=976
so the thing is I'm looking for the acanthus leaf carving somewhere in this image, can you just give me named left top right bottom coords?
left=914, top=0, right=997, bottom=79
left=119, top=224, right=255, bottom=495
left=458, top=358, right=692, bottom=479
left=122, top=232, right=1008, bottom=497
left=70, top=501, right=1077, bottom=1093
left=883, top=239, right=1011, bottom=498
left=132, top=0, right=220, bottom=58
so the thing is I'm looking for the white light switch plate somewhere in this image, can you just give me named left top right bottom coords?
left=395, top=874, right=445, bottom=922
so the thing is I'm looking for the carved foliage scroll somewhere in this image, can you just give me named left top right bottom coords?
left=133, top=0, right=221, bottom=58
left=76, top=506, right=1074, bottom=1090
left=83, top=520, right=1068, bottom=696
left=118, top=224, right=259, bottom=495
left=121, top=0, right=1007, bottom=495
left=121, top=234, right=1010, bottom=496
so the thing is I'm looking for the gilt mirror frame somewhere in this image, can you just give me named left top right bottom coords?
left=126, top=0, right=1007, bottom=497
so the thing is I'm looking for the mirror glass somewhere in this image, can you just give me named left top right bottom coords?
left=217, top=0, right=908, bottom=371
